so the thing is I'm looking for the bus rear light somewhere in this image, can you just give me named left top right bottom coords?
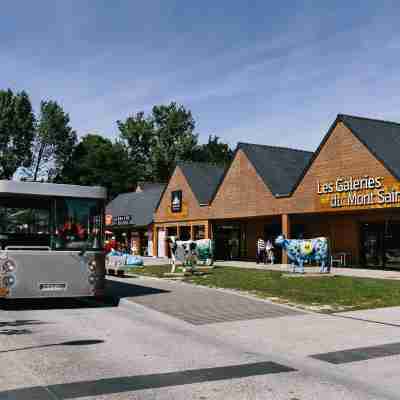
left=3, top=260, right=16, bottom=272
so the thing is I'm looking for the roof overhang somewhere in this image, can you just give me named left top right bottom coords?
left=0, top=180, right=107, bottom=199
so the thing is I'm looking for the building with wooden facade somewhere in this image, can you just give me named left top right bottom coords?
left=153, top=162, right=224, bottom=257
left=106, top=183, right=165, bottom=256
left=153, top=114, right=400, bottom=268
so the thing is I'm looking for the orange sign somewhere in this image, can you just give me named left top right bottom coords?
left=0, top=287, right=9, bottom=297
left=105, top=214, right=113, bottom=226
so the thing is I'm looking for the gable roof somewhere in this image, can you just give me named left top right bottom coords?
left=237, top=142, right=313, bottom=197
left=178, top=162, right=225, bottom=205
left=339, top=114, right=400, bottom=180
left=106, top=183, right=165, bottom=227
left=290, top=114, right=400, bottom=195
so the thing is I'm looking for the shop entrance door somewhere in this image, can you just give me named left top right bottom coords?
left=382, top=221, right=400, bottom=269
left=361, top=224, right=384, bottom=268
left=361, top=221, right=400, bottom=269
left=214, top=223, right=241, bottom=260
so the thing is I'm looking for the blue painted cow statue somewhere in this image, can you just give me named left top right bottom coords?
left=275, top=235, right=330, bottom=273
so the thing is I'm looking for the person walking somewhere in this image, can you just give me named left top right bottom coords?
left=266, top=239, right=274, bottom=264
left=256, top=237, right=266, bottom=264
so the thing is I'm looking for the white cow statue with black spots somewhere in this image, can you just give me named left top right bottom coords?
left=168, top=237, right=214, bottom=273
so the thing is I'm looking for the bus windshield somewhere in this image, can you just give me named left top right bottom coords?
left=54, top=198, right=103, bottom=250
left=0, top=196, right=103, bottom=251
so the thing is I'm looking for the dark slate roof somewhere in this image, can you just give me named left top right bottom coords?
left=339, top=114, right=400, bottom=180
left=238, top=142, right=313, bottom=197
left=178, top=162, right=225, bottom=205
left=106, top=184, right=165, bottom=227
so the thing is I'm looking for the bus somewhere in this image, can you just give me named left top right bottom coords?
left=0, top=180, right=107, bottom=299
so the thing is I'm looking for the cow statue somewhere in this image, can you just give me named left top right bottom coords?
left=274, top=235, right=330, bottom=274
left=168, top=237, right=214, bottom=273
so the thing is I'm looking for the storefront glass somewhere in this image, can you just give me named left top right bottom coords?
left=166, top=226, right=177, bottom=237
left=180, top=226, right=191, bottom=241
left=361, top=221, right=400, bottom=269
left=214, top=223, right=243, bottom=260
left=193, top=225, right=205, bottom=240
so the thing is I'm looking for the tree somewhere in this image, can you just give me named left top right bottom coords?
left=60, top=134, right=136, bottom=199
left=192, top=135, right=233, bottom=166
left=118, top=102, right=199, bottom=182
left=30, top=100, right=77, bottom=181
left=117, top=111, right=154, bottom=182
left=151, top=102, right=198, bottom=181
left=0, top=89, right=35, bottom=179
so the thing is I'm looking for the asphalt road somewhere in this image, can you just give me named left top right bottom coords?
left=0, top=276, right=399, bottom=399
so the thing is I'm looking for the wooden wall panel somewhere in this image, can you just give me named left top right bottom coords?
left=288, top=122, right=400, bottom=214
left=210, top=122, right=400, bottom=218
left=154, top=167, right=211, bottom=223
left=211, top=149, right=279, bottom=219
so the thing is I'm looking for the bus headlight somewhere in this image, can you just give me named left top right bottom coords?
left=3, top=260, right=16, bottom=272
left=3, top=275, right=15, bottom=287
left=88, top=275, right=96, bottom=284
left=88, top=260, right=96, bottom=272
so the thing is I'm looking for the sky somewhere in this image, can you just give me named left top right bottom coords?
left=1, top=1, right=400, bottom=151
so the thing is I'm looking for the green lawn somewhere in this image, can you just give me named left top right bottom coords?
left=125, top=265, right=172, bottom=278
left=130, top=265, right=400, bottom=312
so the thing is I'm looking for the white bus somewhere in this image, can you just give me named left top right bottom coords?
left=0, top=180, right=106, bottom=299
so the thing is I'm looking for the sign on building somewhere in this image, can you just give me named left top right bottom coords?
left=171, top=190, right=182, bottom=213
left=111, top=215, right=133, bottom=225
left=317, top=175, right=400, bottom=208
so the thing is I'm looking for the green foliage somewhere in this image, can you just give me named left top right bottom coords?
left=60, top=134, right=136, bottom=199
left=150, top=102, right=198, bottom=181
left=118, top=102, right=224, bottom=182
left=59, top=101, right=230, bottom=196
left=192, top=135, right=233, bottom=166
left=117, top=111, right=154, bottom=181
left=0, top=88, right=232, bottom=196
left=0, top=89, right=35, bottom=179
left=186, top=267, right=400, bottom=312
left=32, top=100, right=77, bottom=181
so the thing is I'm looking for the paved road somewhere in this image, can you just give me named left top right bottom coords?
left=214, top=260, right=400, bottom=280
left=0, top=276, right=399, bottom=399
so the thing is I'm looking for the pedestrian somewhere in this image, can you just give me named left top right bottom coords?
left=266, top=239, right=274, bottom=264
left=167, top=237, right=178, bottom=273
left=256, top=237, right=266, bottom=264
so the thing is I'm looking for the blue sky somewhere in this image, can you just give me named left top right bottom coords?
left=1, top=1, right=399, bottom=151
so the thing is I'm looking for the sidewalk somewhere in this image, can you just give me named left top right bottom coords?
left=213, top=260, right=400, bottom=280
left=142, top=256, right=170, bottom=266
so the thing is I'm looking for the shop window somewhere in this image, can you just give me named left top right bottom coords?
left=166, top=226, right=177, bottom=237
left=193, top=225, right=205, bottom=240
left=240, top=222, right=247, bottom=258
left=180, top=226, right=191, bottom=241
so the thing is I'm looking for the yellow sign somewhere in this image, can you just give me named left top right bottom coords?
left=317, top=175, right=400, bottom=209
